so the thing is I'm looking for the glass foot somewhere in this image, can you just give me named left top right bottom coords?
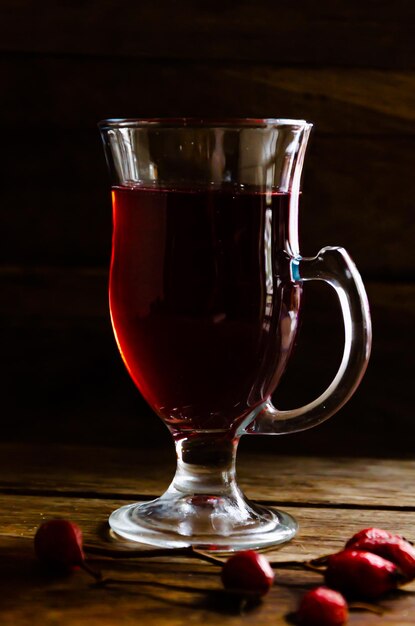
left=109, top=491, right=297, bottom=552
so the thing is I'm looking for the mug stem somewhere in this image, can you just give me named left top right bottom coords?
left=172, top=433, right=239, bottom=498
left=108, top=430, right=298, bottom=551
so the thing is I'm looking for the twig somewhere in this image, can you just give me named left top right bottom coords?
left=85, top=543, right=328, bottom=573
left=269, top=559, right=327, bottom=573
left=191, top=548, right=224, bottom=566
left=84, top=545, right=195, bottom=559
left=84, top=544, right=225, bottom=567
left=80, top=560, right=103, bottom=582
left=350, top=602, right=386, bottom=616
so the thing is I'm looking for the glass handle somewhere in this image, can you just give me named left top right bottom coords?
left=245, top=246, right=372, bottom=435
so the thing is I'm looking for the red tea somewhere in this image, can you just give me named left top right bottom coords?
left=110, top=185, right=301, bottom=432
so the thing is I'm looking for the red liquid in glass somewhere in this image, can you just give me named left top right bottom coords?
left=110, top=185, right=301, bottom=432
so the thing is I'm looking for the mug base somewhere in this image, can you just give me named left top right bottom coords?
left=108, top=495, right=297, bottom=552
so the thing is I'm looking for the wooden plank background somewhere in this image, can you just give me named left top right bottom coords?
left=1, top=1, right=414, bottom=455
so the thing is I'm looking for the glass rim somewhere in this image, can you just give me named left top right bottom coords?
left=98, top=117, right=312, bottom=130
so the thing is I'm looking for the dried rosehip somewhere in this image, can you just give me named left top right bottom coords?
left=325, top=549, right=404, bottom=599
left=345, top=527, right=405, bottom=548
left=297, top=586, right=348, bottom=626
left=221, top=550, right=274, bottom=596
left=34, top=519, right=85, bottom=571
left=347, top=536, right=415, bottom=583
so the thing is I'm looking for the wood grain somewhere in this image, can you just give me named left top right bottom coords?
left=2, top=272, right=413, bottom=455
left=2, top=532, right=415, bottom=625
left=2, top=132, right=415, bottom=272
left=3, top=494, right=415, bottom=563
left=1, top=1, right=414, bottom=470
left=2, top=58, right=415, bottom=135
left=0, top=444, right=413, bottom=509
left=1, top=446, right=415, bottom=625
left=2, top=535, right=396, bottom=626
left=3, top=270, right=415, bottom=322
left=1, top=0, right=414, bottom=68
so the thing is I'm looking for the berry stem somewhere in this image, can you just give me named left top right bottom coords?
left=349, top=602, right=385, bottom=615
left=84, top=545, right=195, bottom=559
left=84, top=544, right=225, bottom=566
left=80, top=560, right=104, bottom=582
left=269, top=559, right=327, bottom=572
left=191, top=549, right=225, bottom=566
left=84, top=544, right=329, bottom=571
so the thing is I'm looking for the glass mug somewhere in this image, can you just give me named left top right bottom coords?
left=99, top=118, right=372, bottom=551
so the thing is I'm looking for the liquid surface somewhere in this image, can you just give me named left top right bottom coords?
left=110, top=185, right=301, bottom=432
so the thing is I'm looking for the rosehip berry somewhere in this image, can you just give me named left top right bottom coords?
left=325, top=549, right=403, bottom=599
left=221, top=550, right=274, bottom=596
left=297, top=586, right=348, bottom=626
left=34, top=519, right=85, bottom=571
left=345, top=527, right=405, bottom=548
left=346, top=536, right=415, bottom=583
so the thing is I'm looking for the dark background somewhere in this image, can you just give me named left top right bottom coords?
left=1, top=1, right=414, bottom=456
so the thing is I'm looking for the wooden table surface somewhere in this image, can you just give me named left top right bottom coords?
left=1, top=443, right=414, bottom=625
